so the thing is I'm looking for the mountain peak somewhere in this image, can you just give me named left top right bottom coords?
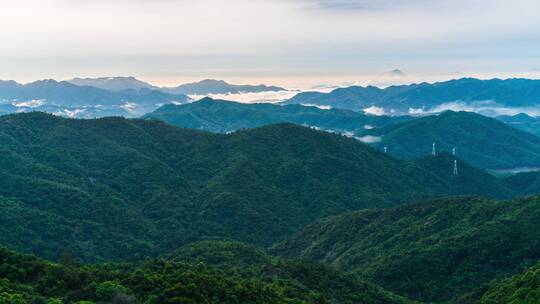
left=165, top=79, right=286, bottom=95
left=385, top=69, right=406, bottom=77
left=68, top=76, right=154, bottom=91
left=197, top=96, right=218, bottom=103
left=198, top=79, right=229, bottom=85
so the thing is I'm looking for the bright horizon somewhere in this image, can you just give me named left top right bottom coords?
left=1, top=0, right=539, bottom=89
left=5, top=71, right=540, bottom=91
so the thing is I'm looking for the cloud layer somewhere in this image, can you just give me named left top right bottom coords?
left=410, top=101, right=540, bottom=117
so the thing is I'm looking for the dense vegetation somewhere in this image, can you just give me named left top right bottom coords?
left=273, top=196, right=540, bottom=303
left=478, top=260, right=540, bottom=304
left=283, top=78, right=540, bottom=114
left=145, top=99, right=540, bottom=171
left=0, top=111, right=537, bottom=303
left=144, top=97, right=410, bottom=133
left=364, top=110, right=540, bottom=169
left=0, top=244, right=415, bottom=304
left=0, top=112, right=515, bottom=262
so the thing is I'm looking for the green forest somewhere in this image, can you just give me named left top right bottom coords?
left=0, top=112, right=539, bottom=303
left=0, top=112, right=519, bottom=262
left=0, top=244, right=415, bottom=304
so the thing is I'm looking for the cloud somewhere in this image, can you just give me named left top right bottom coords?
left=356, top=135, right=382, bottom=143
left=54, top=108, right=85, bottom=118
left=188, top=90, right=298, bottom=104
left=409, top=100, right=540, bottom=117
left=12, top=99, right=45, bottom=108
left=121, top=102, right=139, bottom=112
left=363, top=106, right=386, bottom=116
left=300, top=103, right=332, bottom=110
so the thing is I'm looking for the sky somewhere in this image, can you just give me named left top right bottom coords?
left=1, top=0, right=540, bottom=88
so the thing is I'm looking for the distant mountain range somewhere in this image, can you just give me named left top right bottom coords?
left=0, top=79, right=189, bottom=118
left=4, top=77, right=540, bottom=120
left=363, top=110, right=540, bottom=169
left=68, top=77, right=287, bottom=95
left=283, top=78, right=540, bottom=115
left=161, top=79, right=287, bottom=95
left=144, top=97, right=412, bottom=133
left=69, top=76, right=154, bottom=91
left=0, top=77, right=288, bottom=118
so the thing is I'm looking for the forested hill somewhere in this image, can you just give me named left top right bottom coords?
left=144, top=97, right=410, bottom=133
left=145, top=100, right=540, bottom=171
left=0, top=112, right=515, bottom=262
left=477, top=260, right=540, bottom=303
left=273, top=196, right=540, bottom=303
left=365, top=110, right=540, bottom=169
left=0, top=245, right=416, bottom=304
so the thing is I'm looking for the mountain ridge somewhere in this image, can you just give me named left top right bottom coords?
left=0, top=111, right=516, bottom=262
left=66, top=77, right=287, bottom=95
left=163, top=78, right=287, bottom=95
left=0, top=79, right=190, bottom=118
left=145, top=99, right=540, bottom=170
left=283, top=77, right=540, bottom=115
left=144, top=97, right=412, bottom=133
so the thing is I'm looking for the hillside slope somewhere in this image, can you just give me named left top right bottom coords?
left=146, top=101, right=540, bottom=170
left=478, top=260, right=540, bottom=304
left=497, top=113, right=540, bottom=137
left=364, top=111, right=540, bottom=169
left=273, top=196, right=540, bottom=302
left=0, top=112, right=515, bottom=262
left=144, top=97, right=410, bottom=133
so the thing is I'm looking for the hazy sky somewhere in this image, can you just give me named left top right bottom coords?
left=1, top=0, right=539, bottom=87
